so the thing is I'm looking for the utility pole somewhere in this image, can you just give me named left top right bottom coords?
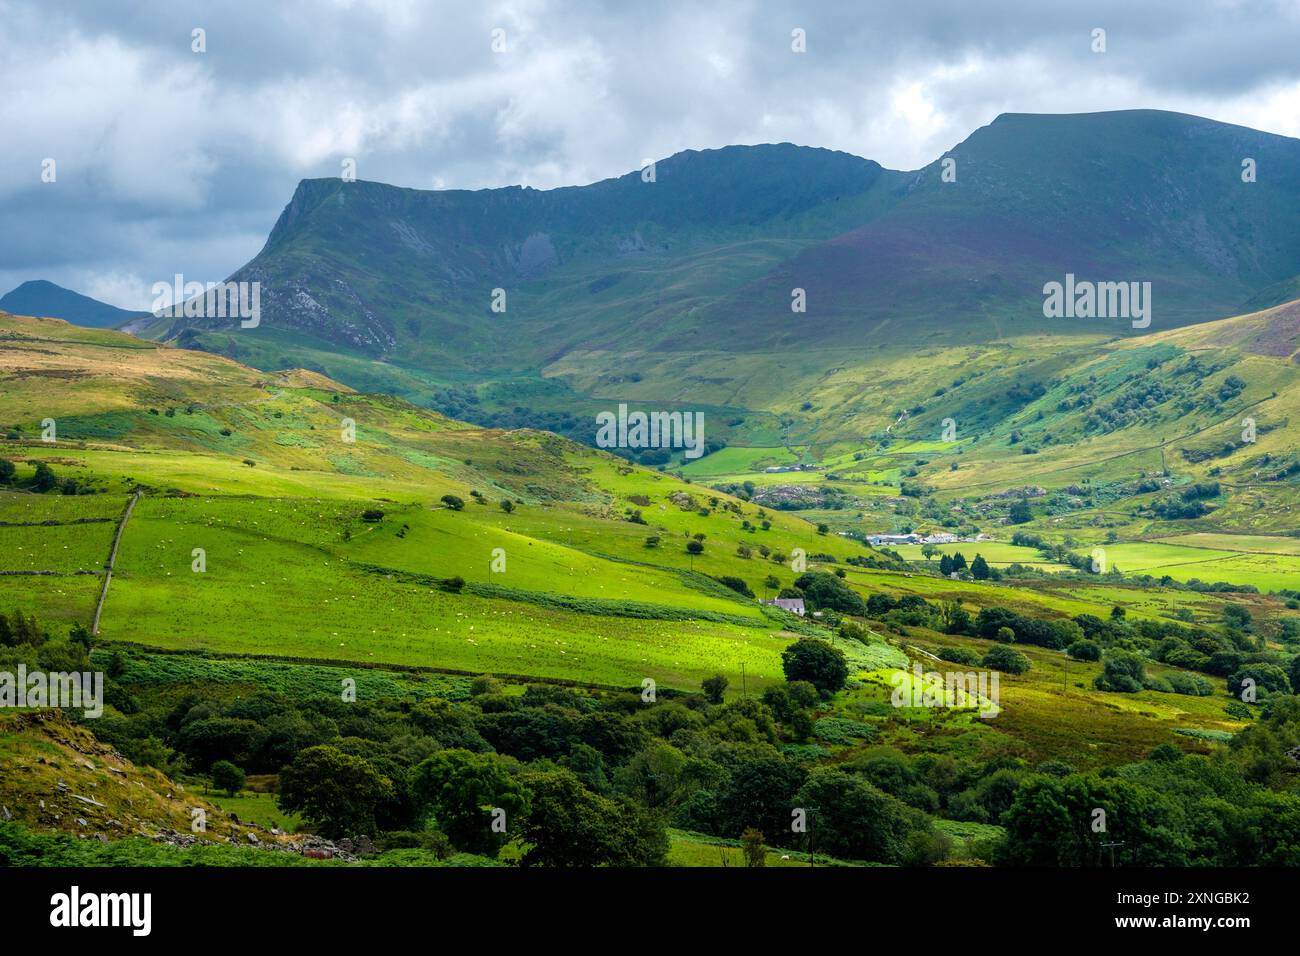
left=1100, top=840, right=1126, bottom=867
left=741, top=662, right=747, bottom=698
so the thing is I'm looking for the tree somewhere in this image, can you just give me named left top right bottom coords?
left=998, top=774, right=1190, bottom=866
left=1094, top=651, right=1146, bottom=692
left=741, top=828, right=766, bottom=867
left=1228, top=663, right=1292, bottom=697
left=792, top=571, right=866, bottom=615
left=995, top=626, right=1016, bottom=644
left=970, top=554, right=990, bottom=580
left=716, top=575, right=753, bottom=597
left=982, top=645, right=1031, bottom=675
left=717, top=755, right=806, bottom=839
left=794, top=768, right=926, bottom=864
left=518, top=767, right=667, bottom=867
left=764, top=574, right=781, bottom=591
left=1068, top=640, right=1102, bottom=662
left=32, top=462, right=57, bottom=493
left=781, top=638, right=849, bottom=695
left=0, top=459, right=14, bottom=484
left=278, top=745, right=394, bottom=839
left=408, top=749, right=529, bottom=857
left=210, top=759, right=246, bottom=796
left=920, top=544, right=938, bottom=562
left=938, top=554, right=954, bottom=576
left=686, top=539, right=704, bottom=555
left=1008, top=499, right=1032, bottom=524
left=500, top=499, right=514, bottom=513
left=440, top=494, right=465, bottom=511
left=701, top=674, right=729, bottom=704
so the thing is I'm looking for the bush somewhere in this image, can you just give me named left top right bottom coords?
left=701, top=674, right=729, bottom=704
left=982, top=645, right=1030, bottom=675
left=210, top=760, right=245, bottom=796
left=1166, top=672, right=1213, bottom=696
left=1067, top=640, right=1102, bottom=662
left=938, top=646, right=981, bottom=666
left=716, top=576, right=754, bottom=598
left=781, top=639, right=849, bottom=695
left=1093, top=651, right=1146, bottom=693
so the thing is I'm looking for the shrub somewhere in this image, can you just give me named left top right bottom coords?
left=939, top=646, right=981, bottom=666
left=210, top=760, right=245, bottom=796
left=701, top=674, right=729, bottom=704
left=982, top=645, right=1030, bottom=675
left=1067, top=640, right=1102, bottom=662
left=716, top=576, right=754, bottom=598
left=1094, top=651, right=1146, bottom=693
left=781, top=639, right=849, bottom=695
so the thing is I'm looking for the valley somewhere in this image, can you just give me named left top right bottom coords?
left=3, top=109, right=1300, bottom=872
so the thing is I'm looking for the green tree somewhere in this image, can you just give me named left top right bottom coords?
left=998, top=774, right=1190, bottom=866
left=32, top=462, right=57, bottom=493
left=0, top=459, right=15, bottom=484
left=519, top=767, right=667, bottom=867
left=741, top=828, right=766, bottom=867
left=781, top=638, right=849, bottom=695
left=1094, top=651, right=1145, bottom=692
left=278, top=745, right=394, bottom=839
left=982, top=645, right=1031, bottom=675
left=408, top=749, right=529, bottom=856
left=440, top=494, right=465, bottom=511
left=794, top=768, right=925, bottom=864
left=1067, top=640, right=1102, bottom=662
left=701, top=674, right=729, bottom=704
left=1008, top=499, right=1032, bottom=524
left=970, top=554, right=990, bottom=580
left=210, top=759, right=246, bottom=796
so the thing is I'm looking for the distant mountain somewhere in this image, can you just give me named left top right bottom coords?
left=697, top=110, right=1300, bottom=348
left=156, top=143, right=897, bottom=362
left=0, top=280, right=146, bottom=328
left=149, top=110, right=1300, bottom=439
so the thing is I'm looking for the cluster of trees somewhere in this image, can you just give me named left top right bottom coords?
left=931, top=551, right=994, bottom=579
left=0, top=611, right=133, bottom=714
left=88, top=654, right=963, bottom=865
left=1001, top=698, right=1300, bottom=865
left=780, top=571, right=866, bottom=616
left=0, top=460, right=90, bottom=495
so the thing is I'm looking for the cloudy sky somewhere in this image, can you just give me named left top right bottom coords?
left=3, top=0, right=1300, bottom=310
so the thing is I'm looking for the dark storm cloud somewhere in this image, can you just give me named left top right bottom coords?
left=2, top=0, right=1299, bottom=309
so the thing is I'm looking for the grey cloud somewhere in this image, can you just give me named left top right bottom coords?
left=2, top=0, right=1299, bottom=309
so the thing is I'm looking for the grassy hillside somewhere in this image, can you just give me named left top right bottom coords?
left=2, top=308, right=1298, bottom=869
